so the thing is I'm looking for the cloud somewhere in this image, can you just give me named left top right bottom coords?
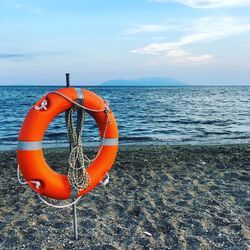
left=152, top=0, right=250, bottom=8
left=0, top=51, right=63, bottom=61
left=178, top=17, right=250, bottom=45
left=132, top=17, right=250, bottom=63
left=3, top=2, right=43, bottom=14
left=0, top=53, right=32, bottom=61
left=132, top=43, right=213, bottom=63
left=125, top=24, right=169, bottom=35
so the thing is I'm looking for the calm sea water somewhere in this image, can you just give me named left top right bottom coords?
left=1, top=86, right=250, bottom=150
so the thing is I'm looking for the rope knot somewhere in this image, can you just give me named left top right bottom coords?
left=34, top=99, right=48, bottom=111
left=104, top=101, right=112, bottom=124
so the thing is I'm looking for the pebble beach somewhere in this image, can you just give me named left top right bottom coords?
left=0, top=144, right=250, bottom=249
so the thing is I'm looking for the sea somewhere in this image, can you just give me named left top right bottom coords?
left=1, top=85, right=250, bottom=150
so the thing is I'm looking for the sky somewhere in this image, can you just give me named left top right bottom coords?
left=1, top=0, right=250, bottom=85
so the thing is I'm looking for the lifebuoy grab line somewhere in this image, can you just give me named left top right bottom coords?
left=17, top=87, right=119, bottom=202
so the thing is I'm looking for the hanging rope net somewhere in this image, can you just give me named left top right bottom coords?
left=65, top=106, right=91, bottom=191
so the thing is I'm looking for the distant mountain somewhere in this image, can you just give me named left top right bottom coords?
left=101, top=77, right=187, bottom=86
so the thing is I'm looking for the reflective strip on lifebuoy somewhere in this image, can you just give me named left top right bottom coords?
left=16, top=88, right=119, bottom=200
left=17, top=141, right=42, bottom=150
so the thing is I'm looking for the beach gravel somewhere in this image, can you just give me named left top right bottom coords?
left=0, top=145, right=250, bottom=249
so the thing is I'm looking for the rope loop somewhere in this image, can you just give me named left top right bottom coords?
left=66, top=107, right=91, bottom=191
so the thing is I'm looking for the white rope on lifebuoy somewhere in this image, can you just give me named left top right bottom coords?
left=49, top=91, right=109, bottom=113
left=100, top=173, right=110, bottom=186
left=37, top=194, right=81, bottom=209
left=17, top=164, right=27, bottom=185
left=18, top=164, right=82, bottom=208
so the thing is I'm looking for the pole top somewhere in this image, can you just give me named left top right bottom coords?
left=66, top=73, right=70, bottom=87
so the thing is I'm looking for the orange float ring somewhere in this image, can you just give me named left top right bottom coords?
left=17, top=87, right=119, bottom=200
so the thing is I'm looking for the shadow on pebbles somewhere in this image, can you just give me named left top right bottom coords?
left=0, top=144, right=249, bottom=249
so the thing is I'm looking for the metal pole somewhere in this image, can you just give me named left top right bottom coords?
left=72, top=200, right=78, bottom=240
left=66, top=73, right=70, bottom=88
left=65, top=73, right=78, bottom=241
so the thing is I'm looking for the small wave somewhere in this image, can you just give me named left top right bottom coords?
left=44, top=132, right=72, bottom=141
left=0, top=141, right=17, bottom=145
left=119, top=135, right=188, bottom=143
left=201, top=131, right=233, bottom=135
left=170, top=119, right=231, bottom=126
left=228, top=135, right=250, bottom=140
left=119, top=136, right=160, bottom=142
left=0, top=137, right=18, bottom=143
left=42, top=139, right=68, bottom=144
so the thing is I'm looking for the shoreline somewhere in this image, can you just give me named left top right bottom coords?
left=2, top=141, right=250, bottom=152
left=1, top=144, right=249, bottom=248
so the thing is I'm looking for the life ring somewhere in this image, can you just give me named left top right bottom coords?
left=17, top=88, right=119, bottom=200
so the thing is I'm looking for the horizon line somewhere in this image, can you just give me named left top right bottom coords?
left=1, top=84, right=250, bottom=87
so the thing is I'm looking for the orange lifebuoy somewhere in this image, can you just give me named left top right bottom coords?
left=17, top=88, right=118, bottom=200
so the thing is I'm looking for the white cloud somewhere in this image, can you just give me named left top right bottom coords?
left=9, top=2, right=43, bottom=14
left=132, top=17, right=250, bottom=63
left=151, top=36, right=166, bottom=40
left=132, top=42, right=214, bottom=63
left=152, top=0, right=250, bottom=8
left=125, top=24, right=169, bottom=34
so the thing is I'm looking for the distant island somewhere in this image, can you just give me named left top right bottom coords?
left=101, top=77, right=187, bottom=86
